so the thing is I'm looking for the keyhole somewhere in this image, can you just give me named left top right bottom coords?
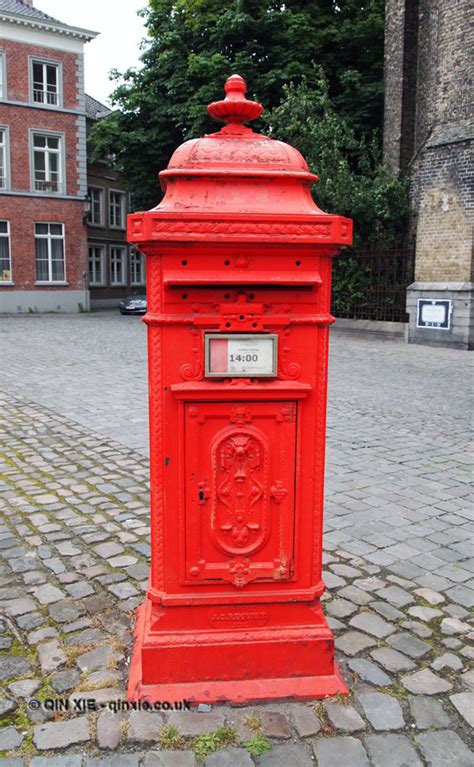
left=199, top=490, right=204, bottom=502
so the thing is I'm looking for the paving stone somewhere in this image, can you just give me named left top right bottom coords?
left=94, top=542, right=125, bottom=559
left=38, top=639, right=67, bottom=674
left=349, top=611, right=395, bottom=638
left=9, top=678, right=41, bottom=698
left=314, top=736, right=369, bottom=767
left=290, top=704, right=321, bottom=736
left=387, top=632, right=431, bottom=658
left=365, top=734, right=422, bottom=766
left=358, top=692, right=404, bottom=730
left=415, top=730, right=473, bottom=767
left=27, top=626, right=58, bottom=645
left=128, top=710, right=166, bottom=744
left=144, top=753, right=196, bottom=767
left=440, top=616, right=471, bottom=635
left=348, top=658, right=392, bottom=687
left=444, top=585, right=474, bottom=608
left=330, top=563, right=363, bottom=578
left=431, top=652, right=463, bottom=671
left=86, top=758, right=140, bottom=767
left=444, top=603, right=469, bottom=619
left=354, top=576, right=386, bottom=592
left=49, top=600, right=85, bottom=623
left=32, top=584, right=65, bottom=604
left=205, top=747, right=254, bottom=766
left=3, top=597, right=38, bottom=616
left=400, top=620, right=432, bottom=639
left=0, top=696, right=17, bottom=717
left=259, top=743, right=313, bottom=767
left=370, top=601, right=405, bottom=621
left=335, top=631, right=377, bottom=657
left=0, top=725, right=24, bottom=750
left=76, top=645, right=115, bottom=671
left=408, top=605, right=443, bottom=621
left=97, top=708, right=124, bottom=750
left=460, top=668, right=474, bottom=690
left=260, top=710, right=291, bottom=739
left=51, top=668, right=81, bottom=693
left=323, top=571, right=346, bottom=589
left=449, top=691, right=474, bottom=727
left=167, top=711, right=225, bottom=736
left=63, top=617, right=93, bottom=634
left=65, top=582, right=95, bottom=598
left=401, top=668, right=453, bottom=695
left=409, top=695, right=452, bottom=729
left=338, top=585, right=372, bottom=605
left=327, top=599, right=357, bottom=618
left=323, top=701, right=365, bottom=732
left=0, top=655, right=32, bottom=680
left=64, top=628, right=106, bottom=646
left=370, top=647, right=415, bottom=672
left=1, top=760, right=26, bottom=767
left=30, top=758, right=83, bottom=767
left=375, top=585, right=414, bottom=607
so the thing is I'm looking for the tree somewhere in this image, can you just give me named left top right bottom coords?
left=90, top=0, right=385, bottom=211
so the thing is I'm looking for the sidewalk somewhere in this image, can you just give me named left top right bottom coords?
left=0, top=315, right=472, bottom=765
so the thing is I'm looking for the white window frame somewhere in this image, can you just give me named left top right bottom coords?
left=0, top=125, right=10, bottom=190
left=110, top=245, right=127, bottom=286
left=88, top=244, right=106, bottom=287
left=30, top=130, right=65, bottom=195
left=88, top=186, right=104, bottom=227
left=0, top=220, right=12, bottom=284
left=0, top=52, right=6, bottom=100
left=109, top=189, right=126, bottom=229
left=130, top=248, right=145, bottom=286
left=34, top=222, right=66, bottom=284
left=29, top=57, right=62, bottom=107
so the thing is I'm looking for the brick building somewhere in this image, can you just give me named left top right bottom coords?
left=0, top=0, right=96, bottom=312
left=86, top=95, right=146, bottom=308
left=384, top=0, right=473, bottom=349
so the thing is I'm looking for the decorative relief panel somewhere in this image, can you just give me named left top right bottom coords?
left=184, top=401, right=296, bottom=588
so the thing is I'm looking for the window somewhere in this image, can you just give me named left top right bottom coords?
left=110, top=246, right=126, bottom=285
left=130, top=249, right=145, bottom=285
left=88, top=245, right=105, bottom=286
left=109, top=190, right=126, bottom=228
left=0, top=221, right=11, bottom=283
left=32, top=132, right=64, bottom=193
left=31, top=60, right=60, bottom=106
left=88, top=187, right=104, bottom=226
left=0, top=127, right=8, bottom=189
left=0, top=52, right=5, bottom=99
left=35, top=223, right=65, bottom=283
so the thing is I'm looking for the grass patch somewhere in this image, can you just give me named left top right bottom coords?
left=158, top=723, right=185, bottom=750
left=243, top=734, right=271, bottom=757
left=192, top=725, right=236, bottom=762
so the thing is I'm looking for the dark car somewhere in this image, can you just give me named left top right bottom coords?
left=119, top=295, right=147, bottom=315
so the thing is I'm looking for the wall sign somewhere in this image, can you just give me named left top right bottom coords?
left=417, top=299, right=452, bottom=330
left=205, top=334, right=278, bottom=377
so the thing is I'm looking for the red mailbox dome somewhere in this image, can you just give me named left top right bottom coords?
left=157, top=74, right=320, bottom=216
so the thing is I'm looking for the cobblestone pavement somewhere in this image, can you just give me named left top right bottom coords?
left=0, top=314, right=473, bottom=765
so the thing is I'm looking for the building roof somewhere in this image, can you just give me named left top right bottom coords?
left=85, top=94, right=112, bottom=121
left=0, top=0, right=97, bottom=41
left=0, top=0, right=59, bottom=22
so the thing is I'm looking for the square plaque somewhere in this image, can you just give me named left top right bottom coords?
left=416, top=299, right=452, bottom=330
left=205, top=333, right=278, bottom=377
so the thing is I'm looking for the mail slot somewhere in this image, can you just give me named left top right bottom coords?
left=127, top=74, right=353, bottom=704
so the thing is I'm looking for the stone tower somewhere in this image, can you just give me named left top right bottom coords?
left=384, top=0, right=473, bottom=349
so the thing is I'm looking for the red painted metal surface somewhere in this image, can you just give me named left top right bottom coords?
left=127, top=74, right=353, bottom=704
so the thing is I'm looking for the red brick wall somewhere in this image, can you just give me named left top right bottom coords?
left=1, top=39, right=80, bottom=110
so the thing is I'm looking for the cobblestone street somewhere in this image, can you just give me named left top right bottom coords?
left=0, top=313, right=472, bottom=765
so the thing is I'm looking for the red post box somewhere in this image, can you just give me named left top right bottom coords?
left=127, top=74, right=353, bottom=704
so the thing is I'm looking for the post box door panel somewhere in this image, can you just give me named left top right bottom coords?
left=184, top=401, right=296, bottom=588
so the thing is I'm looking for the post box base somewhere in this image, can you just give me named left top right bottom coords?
left=128, top=599, right=348, bottom=705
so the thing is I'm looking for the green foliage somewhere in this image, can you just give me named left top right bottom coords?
left=243, top=734, right=272, bottom=756
left=192, top=725, right=237, bottom=762
left=90, top=0, right=385, bottom=211
left=265, top=72, right=410, bottom=245
left=158, top=723, right=186, bottom=749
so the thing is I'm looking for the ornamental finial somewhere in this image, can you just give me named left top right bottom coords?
left=207, top=75, right=264, bottom=125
